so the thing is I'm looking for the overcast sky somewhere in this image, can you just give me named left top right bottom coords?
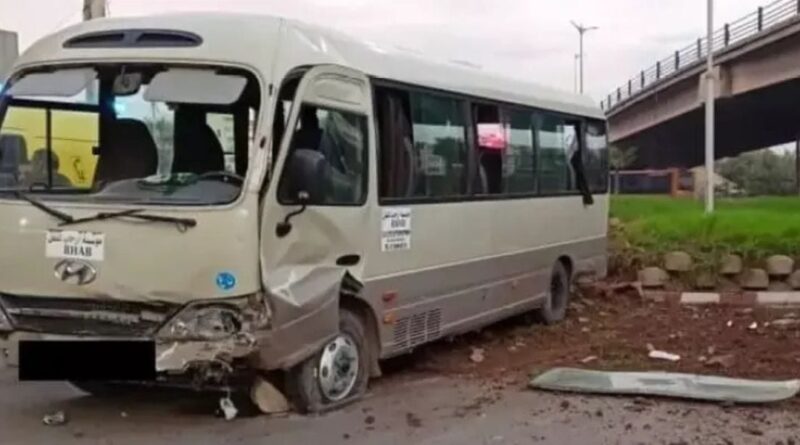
left=0, top=0, right=776, bottom=101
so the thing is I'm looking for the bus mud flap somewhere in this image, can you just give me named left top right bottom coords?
left=256, top=265, right=346, bottom=370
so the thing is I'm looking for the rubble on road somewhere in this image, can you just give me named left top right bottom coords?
left=250, top=376, right=290, bottom=415
left=219, top=397, right=238, bottom=421
left=648, top=350, right=681, bottom=362
left=529, top=367, right=800, bottom=404
left=470, top=348, right=485, bottom=364
left=42, top=411, right=67, bottom=426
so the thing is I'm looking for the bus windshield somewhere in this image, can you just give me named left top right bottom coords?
left=0, top=64, right=260, bottom=205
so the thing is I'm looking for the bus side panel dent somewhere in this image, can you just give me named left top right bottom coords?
left=257, top=265, right=345, bottom=370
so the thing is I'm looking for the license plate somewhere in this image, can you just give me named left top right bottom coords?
left=19, top=340, right=155, bottom=381
left=45, top=230, right=105, bottom=261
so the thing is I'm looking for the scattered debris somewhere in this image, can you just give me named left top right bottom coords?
left=120, top=411, right=128, bottom=418
left=580, top=355, right=598, bottom=364
left=649, top=350, right=681, bottom=362
left=772, top=319, right=800, bottom=329
left=559, top=400, right=570, bottom=410
left=405, top=412, right=422, bottom=428
left=364, top=415, right=376, bottom=425
left=219, top=397, right=238, bottom=421
left=42, top=411, right=67, bottom=426
left=741, top=426, right=764, bottom=436
left=726, top=320, right=733, bottom=328
left=578, top=317, right=590, bottom=324
left=748, top=322, right=758, bottom=330
left=706, top=354, right=735, bottom=369
left=470, top=348, right=485, bottom=364
left=529, top=367, right=800, bottom=403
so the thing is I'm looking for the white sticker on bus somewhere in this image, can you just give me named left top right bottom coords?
left=45, top=230, right=105, bottom=261
left=381, top=207, right=411, bottom=252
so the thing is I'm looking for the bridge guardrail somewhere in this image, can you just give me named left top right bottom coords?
left=602, top=0, right=800, bottom=112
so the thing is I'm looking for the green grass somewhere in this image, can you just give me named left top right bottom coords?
left=610, top=195, right=800, bottom=262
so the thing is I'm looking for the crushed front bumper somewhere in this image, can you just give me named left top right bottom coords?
left=0, top=331, right=260, bottom=376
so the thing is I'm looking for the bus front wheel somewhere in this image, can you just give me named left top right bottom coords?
left=536, top=261, right=571, bottom=325
left=286, top=308, right=369, bottom=413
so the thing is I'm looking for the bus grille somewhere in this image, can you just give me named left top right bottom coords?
left=393, top=308, right=442, bottom=350
left=0, top=294, right=179, bottom=337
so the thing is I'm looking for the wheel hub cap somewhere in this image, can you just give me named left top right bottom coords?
left=318, top=334, right=359, bottom=401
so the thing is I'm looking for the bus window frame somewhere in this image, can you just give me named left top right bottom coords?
left=371, top=77, right=607, bottom=206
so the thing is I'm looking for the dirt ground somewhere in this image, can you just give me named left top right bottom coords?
left=385, top=283, right=800, bottom=407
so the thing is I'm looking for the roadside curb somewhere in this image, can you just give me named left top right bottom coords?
left=643, top=291, right=800, bottom=307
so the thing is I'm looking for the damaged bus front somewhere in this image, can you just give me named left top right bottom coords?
left=0, top=61, right=283, bottom=390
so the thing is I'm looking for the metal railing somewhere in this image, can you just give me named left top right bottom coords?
left=601, top=0, right=800, bottom=112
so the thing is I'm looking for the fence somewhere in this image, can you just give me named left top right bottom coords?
left=601, top=0, right=800, bottom=112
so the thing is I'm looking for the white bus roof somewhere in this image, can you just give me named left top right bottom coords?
left=14, top=13, right=604, bottom=119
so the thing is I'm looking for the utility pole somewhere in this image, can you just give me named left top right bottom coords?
left=83, top=0, right=107, bottom=21
left=704, top=0, right=715, bottom=213
left=574, top=54, right=580, bottom=93
left=82, top=0, right=106, bottom=103
left=570, top=21, right=598, bottom=94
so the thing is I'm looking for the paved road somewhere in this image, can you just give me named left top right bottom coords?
left=1, top=367, right=798, bottom=445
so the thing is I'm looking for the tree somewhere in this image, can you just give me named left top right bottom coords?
left=609, top=145, right=637, bottom=194
left=717, top=148, right=797, bottom=196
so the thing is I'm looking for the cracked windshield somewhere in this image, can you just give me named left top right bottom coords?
left=0, top=65, right=259, bottom=204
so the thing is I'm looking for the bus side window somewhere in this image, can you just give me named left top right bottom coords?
left=278, top=105, right=367, bottom=205
left=473, top=103, right=504, bottom=195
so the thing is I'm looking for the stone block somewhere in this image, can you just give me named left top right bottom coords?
left=664, top=251, right=692, bottom=273
left=766, top=255, right=794, bottom=277
left=740, top=268, right=769, bottom=290
left=639, top=267, right=668, bottom=289
left=789, top=270, right=800, bottom=290
left=719, top=254, right=742, bottom=276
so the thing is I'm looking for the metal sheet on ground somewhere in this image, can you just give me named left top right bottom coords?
left=530, top=367, right=800, bottom=403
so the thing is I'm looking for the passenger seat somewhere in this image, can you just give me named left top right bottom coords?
left=93, top=119, right=158, bottom=185
left=172, top=115, right=225, bottom=174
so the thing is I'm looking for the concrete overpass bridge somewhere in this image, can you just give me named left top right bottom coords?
left=604, top=0, right=800, bottom=169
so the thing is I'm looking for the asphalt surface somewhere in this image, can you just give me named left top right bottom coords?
left=2, top=366, right=799, bottom=445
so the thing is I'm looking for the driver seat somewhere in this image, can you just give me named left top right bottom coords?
left=94, top=119, right=158, bottom=185
left=172, top=112, right=225, bottom=175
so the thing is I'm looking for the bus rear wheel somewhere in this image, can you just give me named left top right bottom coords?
left=536, top=261, right=571, bottom=325
left=286, top=309, right=369, bottom=413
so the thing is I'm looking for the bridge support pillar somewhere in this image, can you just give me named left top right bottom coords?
left=796, top=136, right=800, bottom=195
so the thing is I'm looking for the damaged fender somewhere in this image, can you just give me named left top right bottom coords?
left=256, top=265, right=347, bottom=370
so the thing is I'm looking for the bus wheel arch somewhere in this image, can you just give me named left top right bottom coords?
left=284, top=274, right=378, bottom=413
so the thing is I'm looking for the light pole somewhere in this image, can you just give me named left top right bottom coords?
left=571, top=21, right=598, bottom=94
left=573, top=53, right=580, bottom=93
left=704, top=0, right=715, bottom=213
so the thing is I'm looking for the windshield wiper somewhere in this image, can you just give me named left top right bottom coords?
left=8, top=190, right=75, bottom=224
left=59, top=208, right=197, bottom=232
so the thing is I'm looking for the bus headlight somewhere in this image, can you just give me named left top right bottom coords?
left=156, top=295, right=269, bottom=341
left=158, top=305, right=242, bottom=340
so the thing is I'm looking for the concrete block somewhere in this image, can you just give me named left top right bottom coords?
left=680, top=292, right=720, bottom=305
left=766, top=255, right=794, bottom=277
left=740, top=268, right=769, bottom=290
left=639, top=267, right=668, bottom=289
left=664, top=251, right=692, bottom=273
left=719, top=254, right=743, bottom=276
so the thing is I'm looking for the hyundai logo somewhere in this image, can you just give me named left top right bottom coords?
left=54, top=259, right=97, bottom=285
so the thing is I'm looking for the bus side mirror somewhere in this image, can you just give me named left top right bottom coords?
left=276, top=191, right=309, bottom=237
left=275, top=149, right=330, bottom=237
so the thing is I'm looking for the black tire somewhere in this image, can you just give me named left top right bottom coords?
left=536, top=261, right=571, bottom=325
left=286, top=309, right=369, bottom=414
